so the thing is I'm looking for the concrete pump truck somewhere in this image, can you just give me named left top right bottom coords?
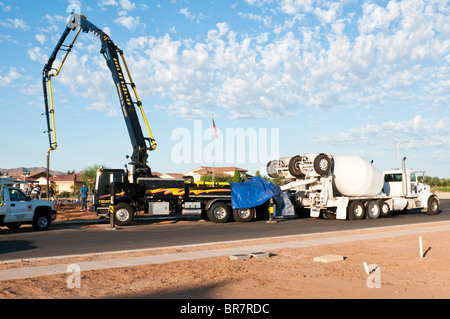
left=42, top=13, right=241, bottom=226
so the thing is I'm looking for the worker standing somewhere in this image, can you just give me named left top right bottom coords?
left=80, top=182, right=89, bottom=212
left=31, top=183, right=41, bottom=199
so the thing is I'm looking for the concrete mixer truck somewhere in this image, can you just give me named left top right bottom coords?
left=267, top=153, right=439, bottom=220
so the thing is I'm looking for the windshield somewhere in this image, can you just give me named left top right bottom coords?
left=9, top=188, right=29, bottom=201
left=384, top=174, right=402, bottom=182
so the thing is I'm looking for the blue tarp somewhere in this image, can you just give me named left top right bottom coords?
left=230, top=177, right=295, bottom=217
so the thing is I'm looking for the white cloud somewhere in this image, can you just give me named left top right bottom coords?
left=0, top=34, right=17, bottom=44
left=0, top=18, right=29, bottom=30
left=359, top=1, right=401, bottom=34
left=35, top=34, right=46, bottom=45
left=0, top=67, right=21, bottom=87
left=238, top=12, right=272, bottom=27
left=44, top=14, right=66, bottom=25
left=117, top=0, right=450, bottom=119
left=180, top=8, right=194, bottom=20
left=314, top=1, right=341, bottom=25
left=99, top=0, right=118, bottom=7
left=27, top=47, right=48, bottom=63
left=42, top=0, right=450, bottom=122
left=114, top=15, right=142, bottom=30
left=0, top=3, right=11, bottom=12
left=20, top=82, right=41, bottom=96
left=314, top=115, right=450, bottom=150
left=47, top=51, right=119, bottom=116
left=244, top=0, right=273, bottom=7
left=119, top=0, right=136, bottom=11
left=280, top=0, right=313, bottom=14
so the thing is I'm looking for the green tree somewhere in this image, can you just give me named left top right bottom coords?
left=418, top=175, right=450, bottom=190
left=232, top=168, right=242, bottom=183
left=81, top=164, right=103, bottom=191
left=431, top=176, right=441, bottom=187
left=267, top=176, right=282, bottom=185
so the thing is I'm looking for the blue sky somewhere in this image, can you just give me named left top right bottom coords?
left=0, top=0, right=449, bottom=178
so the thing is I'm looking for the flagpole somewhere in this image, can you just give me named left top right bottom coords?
left=212, top=113, right=215, bottom=184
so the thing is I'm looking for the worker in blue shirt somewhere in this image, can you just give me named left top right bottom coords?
left=80, top=182, right=89, bottom=212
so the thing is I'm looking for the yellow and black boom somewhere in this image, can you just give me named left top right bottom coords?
left=42, top=13, right=156, bottom=179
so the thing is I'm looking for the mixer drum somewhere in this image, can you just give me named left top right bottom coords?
left=332, top=155, right=384, bottom=197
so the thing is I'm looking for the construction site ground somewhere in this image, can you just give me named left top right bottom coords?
left=0, top=193, right=449, bottom=300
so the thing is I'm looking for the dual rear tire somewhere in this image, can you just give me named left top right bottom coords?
left=348, top=200, right=389, bottom=220
left=207, top=202, right=255, bottom=223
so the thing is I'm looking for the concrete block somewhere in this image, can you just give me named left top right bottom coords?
left=229, top=254, right=251, bottom=260
left=250, top=252, right=270, bottom=259
left=313, top=254, right=345, bottom=263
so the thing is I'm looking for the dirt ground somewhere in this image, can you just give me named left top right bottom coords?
left=1, top=195, right=449, bottom=300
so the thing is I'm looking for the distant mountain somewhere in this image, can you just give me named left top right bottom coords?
left=0, top=167, right=67, bottom=176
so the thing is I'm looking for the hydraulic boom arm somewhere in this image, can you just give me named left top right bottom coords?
left=43, top=13, right=156, bottom=178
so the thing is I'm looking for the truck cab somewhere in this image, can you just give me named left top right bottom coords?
left=0, top=178, right=57, bottom=231
left=383, top=160, right=439, bottom=215
left=383, top=170, right=425, bottom=198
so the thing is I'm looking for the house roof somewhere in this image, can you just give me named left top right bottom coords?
left=5, top=170, right=47, bottom=181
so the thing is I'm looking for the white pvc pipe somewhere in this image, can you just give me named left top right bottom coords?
left=363, top=262, right=370, bottom=274
left=419, top=236, right=423, bottom=259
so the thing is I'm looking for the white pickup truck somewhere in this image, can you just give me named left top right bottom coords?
left=0, top=178, right=57, bottom=231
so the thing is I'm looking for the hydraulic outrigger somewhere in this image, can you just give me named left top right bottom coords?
left=42, top=12, right=156, bottom=195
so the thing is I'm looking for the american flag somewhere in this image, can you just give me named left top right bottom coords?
left=212, top=117, right=218, bottom=139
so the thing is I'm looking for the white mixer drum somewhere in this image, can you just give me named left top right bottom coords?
left=332, top=155, right=383, bottom=197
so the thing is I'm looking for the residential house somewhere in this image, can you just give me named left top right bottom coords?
left=3, top=170, right=48, bottom=191
left=5, top=170, right=47, bottom=183
left=160, top=173, right=185, bottom=179
left=184, top=166, right=250, bottom=182
left=37, top=174, right=84, bottom=194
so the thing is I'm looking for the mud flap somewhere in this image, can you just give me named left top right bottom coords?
left=336, top=206, right=347, bottom=220
left=310, top=208, right=320, bottom=218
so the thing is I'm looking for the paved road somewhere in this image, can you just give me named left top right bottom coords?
left=1, top=199, right=449, bottom=262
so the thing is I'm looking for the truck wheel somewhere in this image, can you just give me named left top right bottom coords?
left=266, top=160, right=279, bottom=178
left=32, top=210, right=51, bottom=231
left=348, top=201, right=365, bottom=220
left=366, top=200, right=381, bottom=219
left=314, top=154, right=331, bottom=176
left=427, top=196, right=439, bottom=215
left=378, top=200, right=390, bottom=217
left=207, top=202, right=231, bottom=223
left=114, top=203, right=134, bottom=226
left=288, top=156, right=304, bottom=177
left=233, top=208, right=255, bottom=222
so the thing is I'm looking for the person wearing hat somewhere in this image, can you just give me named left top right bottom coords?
left=79, top=182, right=89, bottom=212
